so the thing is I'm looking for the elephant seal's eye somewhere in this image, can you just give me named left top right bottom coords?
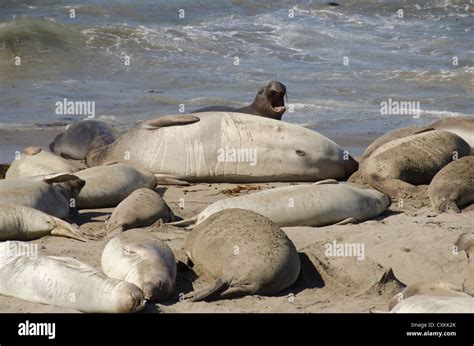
left=295, top=150, right=305, bottom=156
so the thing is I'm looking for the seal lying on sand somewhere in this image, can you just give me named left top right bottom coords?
left=0, top=205, right=88, bottom=241
left=0, top=173, right=85, bottom=219
left=388, top=281, right=470, bottom=311
left=183, top=209, right=300, bottom=301
left=359, top=130, right=470, bottom=198
left=105, top=188, right=177, bottom=234
left=86, top=112, right=358, bottom=184
left=390, top=295, right=474, bottom=313
left=73, top=164, right=157, bottom=209
left=171, top=180, right=390, bottom=228
left=192, top=81, right=287, bottom=120
left=102, top=230, right=176, bottom=302
left=0, top=241, right=144, bottom=313
left=428, top=156, right=474, bottom=213
left=5, top=147, right=83, bottom=180
left=49, top=120, right=119, bottom=160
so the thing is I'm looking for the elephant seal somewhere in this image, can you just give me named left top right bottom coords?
left=428, top=117, right=474, bottom=148
left=171, top=180, right=390, bottom=228
left=102, top=230, right=176, bottom=302
left=86, top=112, right=358, bottom=184
left=359, top=130, right=471, bottom=198
left=183, top=209, right=300, bottom=301
left=0, top=241, right=144, bottom=313
left=5, top=147, right=83, bottom=180
left=0, top=173, right=85, bottom=219
left=192, top=81, right=287, bottom=120
left=106, top=188, right=177, bottom=234
left=388, top=281, right=470, bottom=311
left=428, top=156, right=474, bottom=213
left=74, top=164, right=157, bottom=209
left=455, top=232, right=474, bottom=261
left=49, top=120, right=119, bottom=160
left=390, top=295, right=474, bottom=313
left=0, top=205, right=88, bottom=241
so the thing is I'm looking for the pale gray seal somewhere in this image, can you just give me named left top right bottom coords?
left=102, top=230, right=176, bottom=302
left=428, top=156, right=474, bottom=213
left=171, top=180, right=390, bottom=228
left=86, top=112, right=358, bottom=184
left=0, top=173, right=85, bottom=219
left=73, top=164, right=157, bottom=209
left=193, top=81, right=287, bottom=120
left=390, top=295, right=474, bottom=313
left=105, top=188, right=177, bottom=234
left=0, top=205, right=88, bottom=241
left=49, top=120, right=119, bottom=160
left=0, top=241, right=144, bottom=313
left=428, top=117, right=474, bottom=148
left=183, top=209, right=301, bottom=301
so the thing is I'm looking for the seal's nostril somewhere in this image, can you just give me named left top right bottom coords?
left=295, top=150, right=306, bottom=156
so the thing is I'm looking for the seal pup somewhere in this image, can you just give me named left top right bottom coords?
left=0, top=173, right=85, bottom=219
left=73, top=164, right=157, bottom=209
left=5, top=147, right=83, bottom=180
left=105, top=188, right=178, bottom=234
left=102, top=230, right=176, bottom=302
left=192, top=81, right=287, bottom=120
left=86, top=112, right=358, bottom=184
left=49, top=120, right=119, bottom=160
left=428, top=156, right=474, bottom=213
left=0, top=205, right=88, bottom=241
left=388, top=281, right=470, bottom=311
left=183, top=209, right=301, bottom=301
left=0, top=241, right=144, bottom=313
left=171, top=180, right=390, bottom=228
left=359, top=129, right=471, bottom=198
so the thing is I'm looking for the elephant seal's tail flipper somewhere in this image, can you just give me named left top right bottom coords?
left=50, top=216, right=90, bottom=242
left=186, top=279, right=230, bottom=302
left=141, top=115, right=200, bottom=130
left=168, top=216, right=198, bottom=227
left=154, top=174, right=190, bottom=186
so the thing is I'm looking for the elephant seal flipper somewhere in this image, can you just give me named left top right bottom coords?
left=154, top=173, right=190, bottom=186
left=141, top=115, right=201, bottom=130
left=41, top=173, right=81, bottom=184
left=186, top=279, right=229, bottom=302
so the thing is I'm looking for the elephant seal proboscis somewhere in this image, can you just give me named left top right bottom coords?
left=74, top=164, right=157, bottom=209
left=5, top=147, right=83, bottom=180
left=101, top=230, right=176, bottom=302
left=171, top=180, right=390, bottom=228
left=359, top=129, right=471, bottom=198
left=428, top=156, right=474, bottom=213
left=49, top=120, right=119, bottom=160
left=86, top=112, right=358, bottom=184
left=0, top=205, right=88, bottom=241
left=388, top=281, right=470, bottom=311
left=183, top=209, right=300, bottom=301
left=106, top=188, right=178, bottom=234
left=0, top=173, right=85, bottom=219
left=0, top=241, right=144, bottom=313
left=193, top=81, right=287, bottom=120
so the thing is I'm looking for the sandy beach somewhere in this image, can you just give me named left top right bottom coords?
left=0, top=174, right=472, bottom=313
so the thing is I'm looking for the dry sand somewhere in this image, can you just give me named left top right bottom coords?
left=0, top=180, right=472, bottom=313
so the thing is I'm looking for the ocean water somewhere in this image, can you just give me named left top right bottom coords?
left=0, top=0, right=473, bottom=154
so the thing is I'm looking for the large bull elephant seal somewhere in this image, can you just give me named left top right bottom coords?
left=0, top=173, right=85, bottom=219
left=183, top=209, right=301, bottom=302
left=102, top=230, right=176, bottom=302
left=193, top=81, right=287, bottom=120
left=171, top=180, right=390, bottom=228
left=359, top=130, right=471, bottom=198
left=86, top=112, right=358, bottom=184
left=428, top=156, right=474, bottom=213
left=5, top=147, right=83, bottom=180
left=73, top=164, right=157, bottom=209
left=0, top=241, right=144, bottom=313
left=49, top=120, right=119, bottom=160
